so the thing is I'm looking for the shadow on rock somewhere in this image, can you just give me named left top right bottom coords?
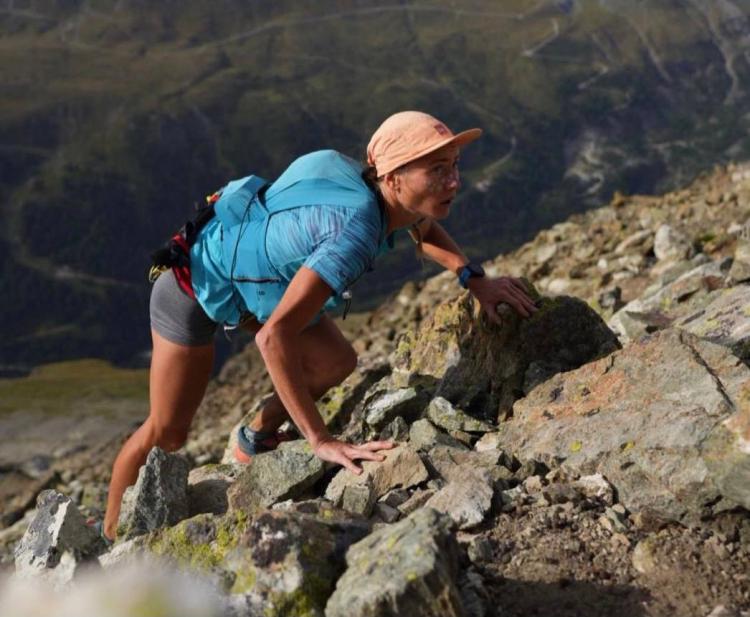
left=488, top=576, right=649, bottom=617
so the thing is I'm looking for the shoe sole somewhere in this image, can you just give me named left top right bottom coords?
left=234, top=443, right=253, bottom=464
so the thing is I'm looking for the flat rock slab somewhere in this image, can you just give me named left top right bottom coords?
left=188, top=463, right=241, bottom=516
left=325, top=445, right=429, bottom=516
left=425, top=446, right=503, bottom=483
left=118, top=447, right=190, bottom=540
left=364, top=387, right=428, bottom=430
left=608, top=260, right=730, bottom=343
left=676, top=285, right=750, bottom=362
left=424, top=466, right=494, bottom=529
left=426, top=397, right=494, bottom=433
left=326, top=508, right=464, bottom=617
left=228, top=440, right=325, bottom=514
left=409, top=418, right=468, bottom=452
left=14, top=490, right=104, bottom=585
left=495, top=329, right=750, bottom=522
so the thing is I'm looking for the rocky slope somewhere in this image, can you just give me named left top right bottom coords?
left=2, top=161, right=750, bottom=616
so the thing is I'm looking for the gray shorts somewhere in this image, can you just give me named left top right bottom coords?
left=149, top=270, right=218, bottom=346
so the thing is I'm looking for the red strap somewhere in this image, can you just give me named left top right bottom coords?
left=170, top=234, right=196, bottom=299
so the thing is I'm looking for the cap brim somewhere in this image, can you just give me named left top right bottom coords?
left=451, top=127, right=483, bottom=148
left=378, top=127, right=483, bottom=176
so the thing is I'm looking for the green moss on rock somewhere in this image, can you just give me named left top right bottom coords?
left=148, top=510, right=249, bottom=573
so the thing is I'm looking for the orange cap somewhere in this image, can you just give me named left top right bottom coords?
left=367, top=111, right=482, bottom=177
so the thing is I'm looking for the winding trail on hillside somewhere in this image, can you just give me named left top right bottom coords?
left=621, top=10, right=672, bottom=84
left=521, top=19, right=560, bottom=58
left=2, top=176, right=138, bottom=291
left=685, top=0, right=749, bottom=104
left=196, top=2, right=555, bottom=51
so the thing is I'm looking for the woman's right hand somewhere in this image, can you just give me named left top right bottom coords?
left=313, top=438, right=395, bottom=474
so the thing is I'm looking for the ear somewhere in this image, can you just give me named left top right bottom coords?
left=383, top=170, right=401, bottom=193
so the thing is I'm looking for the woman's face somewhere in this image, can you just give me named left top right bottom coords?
left=393, top=143, right=461, bottom=220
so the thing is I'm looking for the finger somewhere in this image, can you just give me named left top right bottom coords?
left=507, top=294, right=532, bottom=318
left=510, top=277, right=530, bottom=294
left=508, top=286, right=538, bottom=315
left=339, top=454, right=363, bottom=475
left=510, top=281, right=539, bottom=310
left=347, top=447, right=387, bottom=463
left=500, top=288, right=527, bottom=313
left=357, top=440, right=395, bottom=451
left=486, top=305, right=503, bottom=325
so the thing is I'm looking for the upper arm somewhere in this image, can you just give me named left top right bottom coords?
left=303, top=211, right=380, bottom=295
left=260, top=266, right=334, bottom=336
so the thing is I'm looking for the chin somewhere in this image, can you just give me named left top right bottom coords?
left=433, top=201, right=452, bottom=219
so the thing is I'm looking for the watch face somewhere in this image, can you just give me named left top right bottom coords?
left=468, top=263, right=485, bottom=277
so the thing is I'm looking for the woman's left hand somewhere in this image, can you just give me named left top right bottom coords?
left=467, top=276, right=538, bottom=324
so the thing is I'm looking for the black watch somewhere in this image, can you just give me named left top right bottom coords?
left=458, top=262, right=485, bottom=288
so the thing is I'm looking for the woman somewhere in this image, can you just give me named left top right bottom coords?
left=102, top=111, right=538, bottom=540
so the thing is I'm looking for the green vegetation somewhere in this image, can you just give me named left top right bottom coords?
left=0, top=359, right=148, bottom=416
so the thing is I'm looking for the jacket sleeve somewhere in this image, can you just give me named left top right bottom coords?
left=303, top=210, right=382, bottom=296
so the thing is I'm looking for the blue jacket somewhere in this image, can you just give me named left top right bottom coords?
left=190, top=150, right=394, bottom=325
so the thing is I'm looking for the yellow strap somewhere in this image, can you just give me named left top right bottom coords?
left=148, top=265, right=168, bottom=283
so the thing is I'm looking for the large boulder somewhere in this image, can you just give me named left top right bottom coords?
left=494, top=329, right=750, bottom=522
left=325, top=508, right=464, bottom=617
left=391, top=289, right=620, bottom=422
left=117, top=447, right=190, bottom=540
left=14, top=490, right=105, bottom=587
left=227, top=440, right=325, bottom=514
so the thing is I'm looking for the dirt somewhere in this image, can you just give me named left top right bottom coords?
left=466, top=489, right=750, bottom=617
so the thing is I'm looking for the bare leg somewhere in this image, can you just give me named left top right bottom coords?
left=248, top=315, right=357, bottom=433
left=102, top=330, right=214, bottom=539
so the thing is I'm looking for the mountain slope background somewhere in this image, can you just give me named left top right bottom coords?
left=2, top=0, right=750, bottom=369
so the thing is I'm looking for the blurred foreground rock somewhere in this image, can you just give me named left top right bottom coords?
left=325, top=508, right=464, bottom=617
left=14, top=490, right=105, bottom=587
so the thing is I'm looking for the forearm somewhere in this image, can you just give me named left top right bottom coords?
left=255, top=324, right=331, bottom=447
left=418, top=221, right=469, bottom=274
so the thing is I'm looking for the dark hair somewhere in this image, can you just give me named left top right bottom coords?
left=361, top=164, right=385, bottom=210
left=361, top=164, right=379, bottom=191
left=363, top=162, right=425, bottom=260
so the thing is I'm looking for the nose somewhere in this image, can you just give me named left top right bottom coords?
left=445, top=167, right=460, bottom=190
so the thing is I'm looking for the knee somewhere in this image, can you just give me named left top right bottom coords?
left=329, top=345, right=358, bottom=385
left=307, top=344, right=357, bottom=390
left=142, top=420, right=189, bottom=453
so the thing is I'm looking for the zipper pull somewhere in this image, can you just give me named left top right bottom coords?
left=342, top=289, right=353, bottom=320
